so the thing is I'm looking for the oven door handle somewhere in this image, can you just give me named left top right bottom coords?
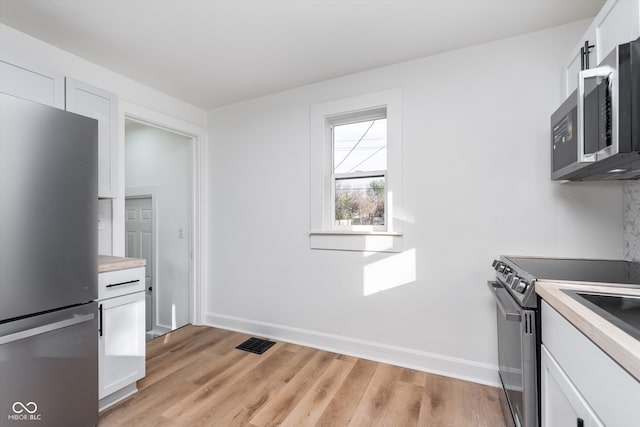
left=487, top=281, right=521, bottom=322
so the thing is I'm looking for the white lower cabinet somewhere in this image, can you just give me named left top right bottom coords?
left=98, top=268, right=146, bottom=409
left=541, top=301, right=640, bottom=427
left=541, top=345, right=603, bottom=427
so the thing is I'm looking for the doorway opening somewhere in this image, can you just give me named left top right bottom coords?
left=124, top=120, right=193, bottom=341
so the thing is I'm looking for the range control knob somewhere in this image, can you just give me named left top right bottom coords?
left=492, top=260, right=501, bottom=269
left=515, top=280, right=528, bottom=293
left=497, top=264, right=506, bottom=273
left=508, top=275, right=520, bottom=288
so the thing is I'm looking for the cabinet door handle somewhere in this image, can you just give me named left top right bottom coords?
left=106, top=279, right=140, bottom=288
left=580, top=40, right=595, bottom=70
left=98, top=304, right=103, bottom=337
left=577, top=418, right=584, bottom=427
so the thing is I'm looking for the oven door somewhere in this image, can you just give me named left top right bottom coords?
left=488, top=281, right=538, bottom=427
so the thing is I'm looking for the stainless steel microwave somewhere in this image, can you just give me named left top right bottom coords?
left=551, top=37, right=640, bottom=181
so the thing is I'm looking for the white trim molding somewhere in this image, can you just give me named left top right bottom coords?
left=310, top=89, right=404, bottom=252
left=205, top=311, right=500, bottom=387
left=118, top=100, right=208, bottom=327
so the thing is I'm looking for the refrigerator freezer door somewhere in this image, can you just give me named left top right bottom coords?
left=0, top=94, right=98, bottom=322
left=0, top=302, right=98, bottom=426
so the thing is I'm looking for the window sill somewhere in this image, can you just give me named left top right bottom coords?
left=309, top=231, right=403, bottom=253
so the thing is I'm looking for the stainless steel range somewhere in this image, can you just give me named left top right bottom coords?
left=488, top=256, right=640, bottom=427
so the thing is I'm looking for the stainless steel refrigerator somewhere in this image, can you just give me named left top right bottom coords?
left=0, top=93, right=99, bottom=426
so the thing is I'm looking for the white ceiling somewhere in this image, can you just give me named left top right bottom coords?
left=0, top=0, right=605, bottom=110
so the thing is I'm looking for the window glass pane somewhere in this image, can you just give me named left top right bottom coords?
left=333, top=119, right=387, bottom=174
left=335, top=176, right=385, bottom=226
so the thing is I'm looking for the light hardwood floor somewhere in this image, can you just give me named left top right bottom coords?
left=99, top=325, right=506, bottom=427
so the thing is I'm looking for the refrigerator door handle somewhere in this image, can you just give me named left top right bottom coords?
left=0, top=313, right=95, bottom=345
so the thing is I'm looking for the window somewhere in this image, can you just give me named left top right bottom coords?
left=310, top=90, right=403, bottom=252
left=331, top=111, right=387, bottom=230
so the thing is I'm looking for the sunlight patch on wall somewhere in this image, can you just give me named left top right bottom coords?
left=363, top=248, right=416, bottom=296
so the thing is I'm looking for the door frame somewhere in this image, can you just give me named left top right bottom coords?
left=125, top=189, right=158, bottom=333
left=114, top=101, right=208, bottom=328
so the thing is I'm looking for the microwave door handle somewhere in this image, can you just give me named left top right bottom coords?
left=577, top=66, right=615, bottom=163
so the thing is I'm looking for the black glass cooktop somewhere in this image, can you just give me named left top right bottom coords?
left=505, top=257, right=640, bottom=286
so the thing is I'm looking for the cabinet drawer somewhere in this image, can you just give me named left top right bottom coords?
left=99, top=267, right=145, bottom=300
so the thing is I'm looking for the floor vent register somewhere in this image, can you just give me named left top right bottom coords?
left=235, top=337, right=276, bottom=355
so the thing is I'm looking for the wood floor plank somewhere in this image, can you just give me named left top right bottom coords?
left=159, top=349, right=282, bottom=423
left=99, top=358, right=205, bottom=426
left=248, top=348, right=337, bottom=426
left=145, top=325, right=211, bottom=359
left=347, top=363, right=404, bottom=426
left=98, top=325, right=506, bottom=427
left=418, top=372, right=462, bottom=427
left=186, top=341, right=253, bottom=386
left=162, top=343, right=301, bottom=425
left=140, top=327, right=231, bottom=388
left=375, top=380, right=423, bottom=427
left=459, top=380, right=506, bottom=427
left=279, top=357, right=355, bottom=427
left=211, top=345, right=320, bottom=426
left=399, top=366, right=428, bottom=386
left=314, top=358, right=378, bottom=427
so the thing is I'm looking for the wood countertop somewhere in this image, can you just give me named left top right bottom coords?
left=98, top=255, right=146, bottom=273
left=536, top=281, right=640, bottom=382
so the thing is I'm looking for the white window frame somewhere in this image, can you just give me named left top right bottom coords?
left=310, top=89, right=403, bottom=252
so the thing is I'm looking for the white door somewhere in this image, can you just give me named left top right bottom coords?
left=125, top=197, right=153, bottom=332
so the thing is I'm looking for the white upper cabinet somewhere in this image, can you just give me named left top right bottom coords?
left=0, top=56, right=65, bottom=109
left=0, top=57, right=119, bottom=198
left=66, top=78, right=119, bottom=198
left=564, top=0, right=640, bottom=97
left=594, top=0, right=640, bottom=64
left=564, top=26, right=597, bottom=96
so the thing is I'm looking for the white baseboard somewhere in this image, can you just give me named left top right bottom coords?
left=154, top=324, right=172, bottom=334
left=204, top=312, right=500, bottom=387
left=98, top=383, right=138, bottom=412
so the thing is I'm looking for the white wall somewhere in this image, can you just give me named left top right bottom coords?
left=0, top=24, right=206, bottom=127
left=0, top=23, right=207, bottom=255
left=125, top=122, right=191, bottom=330
left=206, top=20, right=624, bottom=385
